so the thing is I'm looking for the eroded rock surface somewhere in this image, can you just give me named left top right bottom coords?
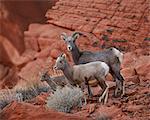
left=0, top=0, right=150, bottom=119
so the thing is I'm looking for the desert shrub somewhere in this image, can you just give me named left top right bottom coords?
left=15, top=82, right=50, bottom=101
left=106, top=28, right=114, bottom=34
left=144, top=37, right=150, bottom=41
left=0, top=80, right=51, bottom=110
left=46, top=86, right=84, bottom=113
left=112, top=39, right=127, bottom=43
left=102, top=35, right=109, bottom=41
left=0, top=89, right=23, bottom=110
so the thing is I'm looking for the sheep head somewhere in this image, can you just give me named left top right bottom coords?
left=54, top=53, right=67, bottom=70
left=60, top=32, right=82, bottom=51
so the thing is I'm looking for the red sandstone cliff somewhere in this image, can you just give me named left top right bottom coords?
left=0, top=1, right=150, bottom=119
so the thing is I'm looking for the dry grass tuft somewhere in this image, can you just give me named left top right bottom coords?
left=0, top=89, right=23, bottom=110
left=46, top=85, right=84, bottom=113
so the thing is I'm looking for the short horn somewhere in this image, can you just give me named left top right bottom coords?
left=61, top=32, right=67, bottom=41
left=72, top=32, right=83, bottom=41
left=72, top=31, right=83, bottom=37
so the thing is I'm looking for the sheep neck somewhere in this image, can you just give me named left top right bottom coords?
left=63, top=61, right=74, bottom=83
left=71, top=43, right=81, bottom=65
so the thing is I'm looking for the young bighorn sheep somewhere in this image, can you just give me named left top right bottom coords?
left=61, top=32, right=124, bottom=97
left=54, top=54, right=110, bottom=104
left=40, top=71, right=68, bottom=91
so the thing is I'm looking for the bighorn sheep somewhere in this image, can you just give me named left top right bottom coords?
left=61, top=32, right=124, bottom=97
left=54, top=54, right=109, bottom=104
left=40, top=71, right=68, bottom=91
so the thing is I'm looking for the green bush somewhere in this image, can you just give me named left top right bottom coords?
left=144, top=37, right=150, bottom=41
left=112, top=39, right=128, bottom=43
left=46, top=86, right=84, bottom=113
left=102, top=35, right=109, bottom=41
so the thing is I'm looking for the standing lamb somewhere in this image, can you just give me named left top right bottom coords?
left=61, top=32, right=124, bottom=97
left=54, top=54, right=110, bottom=104
left=40, top=71, right=68, bottom=91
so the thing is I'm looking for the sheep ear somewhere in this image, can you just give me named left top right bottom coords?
left=61, top=32, right=67, bottom=41
left=62, top=54, right=66, bottom=59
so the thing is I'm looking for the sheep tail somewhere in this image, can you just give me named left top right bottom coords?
left=112, top=48, right=123, bottom=64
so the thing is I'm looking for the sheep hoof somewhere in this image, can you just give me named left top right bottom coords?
left=121, top=83, right=125, bottom=97
left=99, top=96, right=103, bottom=103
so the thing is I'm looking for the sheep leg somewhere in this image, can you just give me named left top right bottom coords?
left=110, top=70, right=117, bottom=82
left=115, top=79, right=125, bottom=97
left=110, top=63, right=125, bottom=97
left=120, top=80, right=125, bottom=97
left=84, top=78, right=93, bottom=97
left=110, top=69, right=120, bottom=97
left=110, top=70, right=120, bottom=97
left=122, top=81, right=125, bottom=97
left=103, top=82, right=109, bottom=104
left=114, top=79, right=120, bottom=97
left=99, top=83, right=109, bottom=104
left=87, top=84, right=93, bottom=97
left=104, top=89, right=109, bottom=104
left=97, top=78, right=109, bottom=104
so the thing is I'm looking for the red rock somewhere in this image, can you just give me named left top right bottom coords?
left=50, top=49, right=61, bottom=59
left=18, top=59, right=47, bottom=82
left=1, top=102, right=88, bottom=120
left=0, top=64, right=9, bottom=80
left=106, top=73, right=113, bottom=81
left=126, top=88, right=137, bottom=96
left=28, top=92, right=50, bottom=105
left=0, top=67, right=19, bottom=89
left=96, top=105, right=121, bottom=119
left=82, top=103, right=96, bottom=114
left=135, top=56, right=150, bottom=77
left=0, top=36, right=33, bottom=66
left=1, top=2, right=150, bottom=120
left=125, top=105, right=143, bottom=112
left=122, top=52, right=137, bottom=68
left=121, top=67, right=135, bottom=79
left=35, top=47, right=51, bottom=58
left=126, top=75, right=140, bottom=83
left=24, top=37, right=39, bottom=51
left=106, top=81, right=116, bottom=89
left=138, top=88, right=150, bottom=94
left=46, top=0, right=150, bottom=50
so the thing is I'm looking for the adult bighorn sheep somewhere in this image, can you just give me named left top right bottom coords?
left=40, top=71, right=68, bottom=91
left=54, top=54, right=110, bottom=104
left=61, top=32, right=124, bottom=97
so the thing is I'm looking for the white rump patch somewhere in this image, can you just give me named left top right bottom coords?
left=112, top=48, right=123, bottom=64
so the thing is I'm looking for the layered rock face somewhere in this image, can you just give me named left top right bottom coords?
left=0, top=102, right=88, bottom=120
left=21, top=0, right=150, bottom=88
left=0, top=0, right=150, bottom=90
left=46, top=0, right=150, bottom=50
left=0, top=1, right=150, bottom=120
left=0, top=1, right=57, bottom=88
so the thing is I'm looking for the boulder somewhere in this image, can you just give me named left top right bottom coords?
left=50, top=49, right=61, bottom=59
left=0, top=101, right=88, bottom=120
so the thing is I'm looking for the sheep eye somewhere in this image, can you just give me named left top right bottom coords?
left=60, top=61, right=62, bottom=63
